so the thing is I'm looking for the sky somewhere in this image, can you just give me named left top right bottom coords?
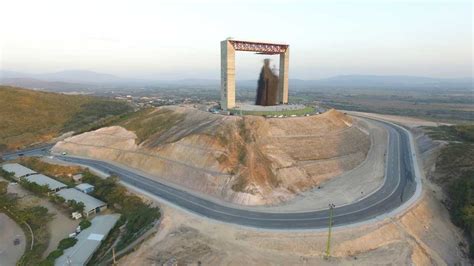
left=0, top=0, right=472, bottom=80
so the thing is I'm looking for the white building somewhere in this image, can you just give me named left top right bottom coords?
left=24, top=174, right=67, bottom=192
left=56, top=188, right=106, bottom=217
left=75, top=183, right=94, bottom=194
left=1, top=163, right=37, bottom=179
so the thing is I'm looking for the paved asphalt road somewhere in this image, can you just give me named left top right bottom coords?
left=2, top=144, right=55, bottom=161
left=2, top=118, right=418, bottom=229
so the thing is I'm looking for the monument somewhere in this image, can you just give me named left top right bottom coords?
left=220, top=39, right=289, bottom=110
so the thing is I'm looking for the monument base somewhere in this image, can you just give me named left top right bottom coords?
left=228, top=102, right=313, bottom=116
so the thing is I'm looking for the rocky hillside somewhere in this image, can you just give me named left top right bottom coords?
left=53, top=106, right=370, bottom=205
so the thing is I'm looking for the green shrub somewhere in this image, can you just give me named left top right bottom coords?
left=0, top=168, right=15, bottom=182
left=38, top=259, right=54, bottom=266
left=42, top=247, right=64, bottom=265
left=58, top=237, right=77, bottom=250
left=46, top=249, right=64, bottom=259
left=66, top=199, right=85, bottom=213
left=429, top=125, right=474, bottom=258
left=19, top=178, right=50, bottom=196
left=79, top=219, right=91, bottom=230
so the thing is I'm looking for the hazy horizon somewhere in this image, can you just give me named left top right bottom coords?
left=1, top=0, right=472, bottom=80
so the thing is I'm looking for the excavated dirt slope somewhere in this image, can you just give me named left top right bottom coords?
left=53, top=106, right=370, bottom=205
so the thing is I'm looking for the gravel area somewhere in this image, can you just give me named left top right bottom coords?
left=0, top=213, right=25, bottom=266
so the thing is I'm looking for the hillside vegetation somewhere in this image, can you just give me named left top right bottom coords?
left=0, top=86, right=132, bottom=151
left=114, top=108, right=186, bottom=144
left=425, top=125, right=474, bottom=257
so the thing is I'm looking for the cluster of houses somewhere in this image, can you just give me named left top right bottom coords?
left=1, top=162, right=122, bottom=265
left=1, top=163, right=106, bottom=217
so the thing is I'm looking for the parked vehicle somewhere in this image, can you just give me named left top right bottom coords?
left=72, top=212, right=82, bottom=220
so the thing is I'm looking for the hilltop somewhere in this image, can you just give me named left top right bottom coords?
left=54, top=106, right=370, bottom=205
left=0, top=86, right=132, bottom=152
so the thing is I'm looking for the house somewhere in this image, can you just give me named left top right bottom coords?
left=75, top=183, right=94, bottom=194
left=56, top=188, right=106, bottom=217
left=24, top=174, right=67, bottom=192
left=1, top=163, right=37, bottom=179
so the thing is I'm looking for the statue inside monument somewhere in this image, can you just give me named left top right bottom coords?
left=255, top=59, right=279, bottom=106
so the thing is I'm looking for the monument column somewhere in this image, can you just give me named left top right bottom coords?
left=221, top=40, right=236, bottom=110
left=278, top=47, right=289, bottom=104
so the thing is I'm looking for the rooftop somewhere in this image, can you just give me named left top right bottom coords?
left=25, top=174, right=67, bottom=191
left=56, top=188, right=106, bottom=213
left=75, top=183, right=94, bottom=191
left=1, top=163, right=37, bottom=178
left=55, top=214, right=120, bottom=266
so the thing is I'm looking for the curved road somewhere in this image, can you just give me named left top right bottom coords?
left=2, top=117, right=420, bottom=229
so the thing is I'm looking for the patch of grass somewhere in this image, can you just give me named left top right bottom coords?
left=19, top=157, right=80, bottom=186
left=116, top=108, right=185, bottom=143
left=0, top=168, right=16, bottom=182
left=62, top=100, right=132, bottom=133
left=424, top=125, right=474, bottom=143
left=229, top=106, right=315, bottom=116
left=40, top=248, right=64, bottom=266
left=46, top=249, right=63, bottom=260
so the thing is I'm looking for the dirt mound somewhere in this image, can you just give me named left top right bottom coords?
left=53, top=106, right=370, bottom=205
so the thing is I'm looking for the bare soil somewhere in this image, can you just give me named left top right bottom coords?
left=116, top=113, right=468, bottom=266
left=54, top=107, right=370, bottom=206
left=117, top=187, right=467, bottom=266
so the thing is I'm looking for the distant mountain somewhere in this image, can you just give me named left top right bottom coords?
left=36, top=70, right=123, bottom=84
left=310, top=75, right=473, bottom=89
left=0, top=70, right=471, bottom=91
left=156, top=79, right=220, bottom=88
left=0, top=70, right=146, bottom=86
left=0, top=70, right=30, bottom=79
left=0, top=78, right=91, bottom=91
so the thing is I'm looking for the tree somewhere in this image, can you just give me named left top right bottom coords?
left=67, top=199, right=85, bottom=213
left=0, top=181, right=8, bottom=195
left=462, top=206, right=474, bottom=237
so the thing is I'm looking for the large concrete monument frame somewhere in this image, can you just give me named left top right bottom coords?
left=220, top=39, right=289, bottom=110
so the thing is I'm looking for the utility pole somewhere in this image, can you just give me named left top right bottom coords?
left=325, top=203, right=335, bottom=259
left=112, top=247, right=117, bottom=265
